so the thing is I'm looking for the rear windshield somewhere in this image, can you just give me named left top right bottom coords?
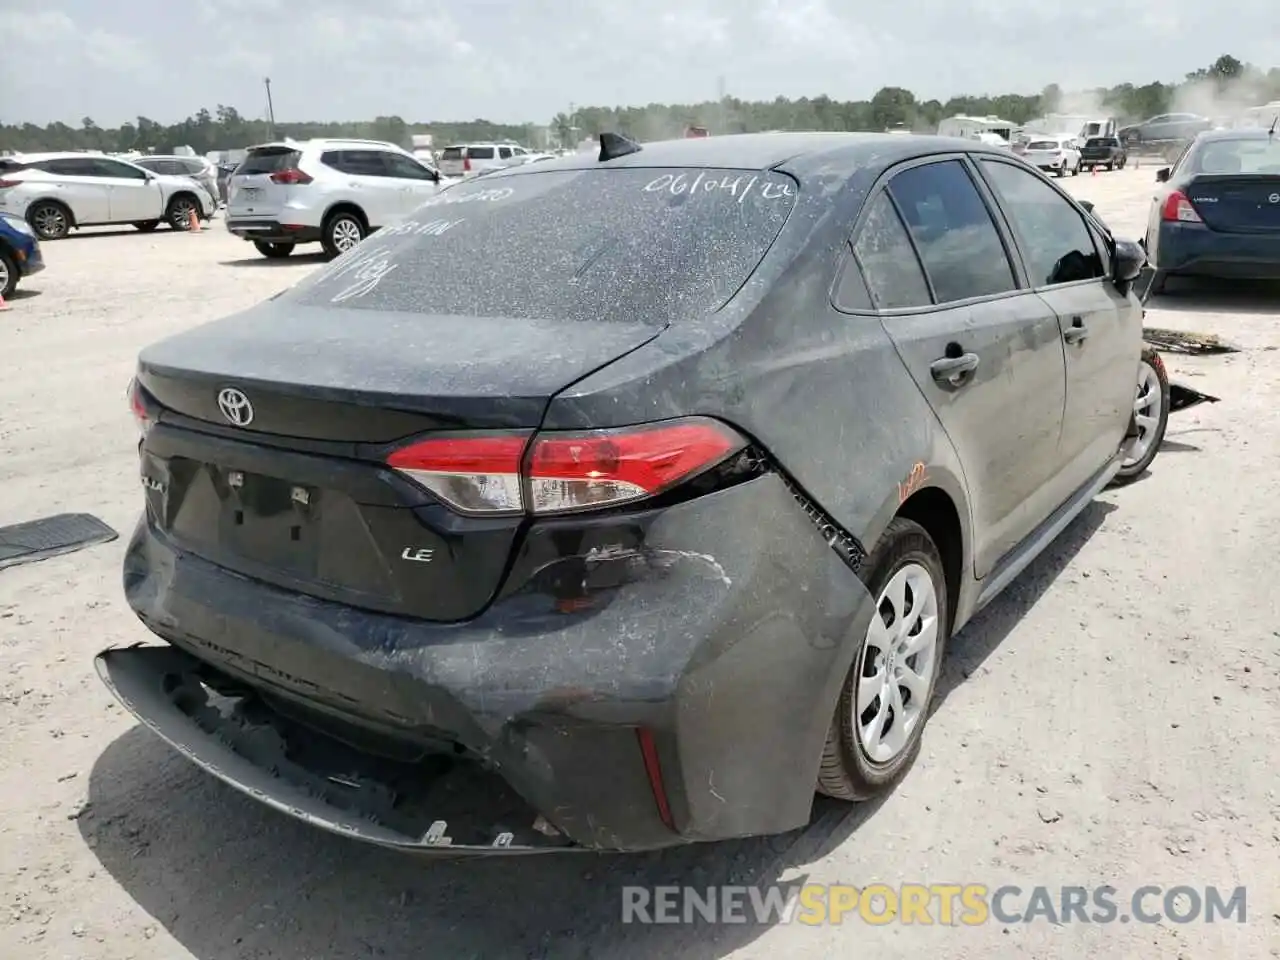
left=286, top=167, right=798, bottom=325
left=1085, top=137, right=1113, bottom=147
left=237, top=148, right=301, bottom=175
left=1189, top=139, right=1280, bottom=174
left=1027, top=141, right=1059, bottom=151
left=440, top=147, right=464, bottom=161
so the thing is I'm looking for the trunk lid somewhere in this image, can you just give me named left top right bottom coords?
left=135, top=302, right=662, bottom=623
left=1187, top=174, right=1280, bottom=232
left=227, top=145, right=300, bottom=220
left=134, top=165, right=796, bottom=621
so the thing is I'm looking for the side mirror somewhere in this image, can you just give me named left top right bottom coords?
left=1155, top=167, right=1171, bottom=183
left=1113, top=239, right=1146, bottom=287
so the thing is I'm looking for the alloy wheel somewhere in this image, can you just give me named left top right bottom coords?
left=1124, top=361, right=1162, bottom=467
left=331, top=217, right=363, bottom=253
left=855, top=563, right=941, bottom=764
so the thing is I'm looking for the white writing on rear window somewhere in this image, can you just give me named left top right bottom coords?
left=642, top=173, right=795, bottom=202
left=418, top=186, right=515, bottom=208
left=376, top=217, right=466, bottom=239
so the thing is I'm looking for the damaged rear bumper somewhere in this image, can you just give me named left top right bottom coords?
left=110, top=473, right=877, bottom=853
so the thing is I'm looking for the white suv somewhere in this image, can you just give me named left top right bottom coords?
left=0, top=152, right=216, bottom=240
left=225, top=139, right=443, bottom=259
left=437, top=142, right=536, bottom=178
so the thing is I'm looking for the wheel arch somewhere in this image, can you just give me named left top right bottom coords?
left=322, top=201, right=369, bottom=230
left=895, top=485, right=966, bottom=633
left=27, top=195, right=77, bottom=228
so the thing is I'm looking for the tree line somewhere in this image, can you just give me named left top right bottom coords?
left=2, top=55, right=1276, bottom=157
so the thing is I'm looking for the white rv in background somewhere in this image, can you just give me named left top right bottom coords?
left=1026, top=114, right=1118, bottom=140
left=937, top=115, right=1015, bottom=141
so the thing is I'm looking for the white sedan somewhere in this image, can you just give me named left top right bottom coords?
left=0, top=152, right=217, bottom=240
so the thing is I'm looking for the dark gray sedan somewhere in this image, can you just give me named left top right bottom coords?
left=100, top=132, right=1155, bottom=855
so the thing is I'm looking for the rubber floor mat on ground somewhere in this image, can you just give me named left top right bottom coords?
left=0, top=513, right=118, bottom=571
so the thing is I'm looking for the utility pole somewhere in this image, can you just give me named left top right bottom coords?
left=716, top=75, right=726, bottom=133
left=264, top=77, right=276, bottom=140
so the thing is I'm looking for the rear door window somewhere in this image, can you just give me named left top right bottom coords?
left=321, top=150, right=386, bottom=176
left=979, top=159, right=1105, bottom=287
left=887, top=160, right=1017, bottom=303
left=287, top=167, right=798, bottom=326
left=847, top=192, right=932, bottom=309
left=36, top=157, right=99, bottom=176
left=468, top=146, right=496, bottom=160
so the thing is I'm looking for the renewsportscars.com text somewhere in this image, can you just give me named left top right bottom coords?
left=621, top=883, right=1247, bottom=926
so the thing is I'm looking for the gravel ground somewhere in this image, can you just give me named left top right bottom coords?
left=1, top=170, right=1277, bottom=960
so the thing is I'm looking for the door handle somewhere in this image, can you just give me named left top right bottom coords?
left=929, top=351, right=980, bottom=386
left=1063, top=316, right=1089, bottom=344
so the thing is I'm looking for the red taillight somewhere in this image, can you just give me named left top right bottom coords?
left=385, top=417, right=746, bottom=516
left=1161, top=190, right=1202, bottom=223
left=128, top=378, right=155, bottom=437
left=386, top=433, right=529, bottom=515
left=0, top=179, right=20, bottom=189
left=527, top=420, right=743, bottom=514
left=463, top=156, right=471, bottom=172
left=269, top=168, right=312, bottom=185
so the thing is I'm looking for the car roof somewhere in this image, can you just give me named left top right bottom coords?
left=491, top=132, right=1017, bottom=183
left=1194, top=128, right=1279, bottom=143
left=246, top=139, right=403, bottom=152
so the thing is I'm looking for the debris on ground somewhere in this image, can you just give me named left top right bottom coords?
left=1143, top=327, right=1241, bottom=355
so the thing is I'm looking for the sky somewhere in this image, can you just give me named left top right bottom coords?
left=3, top=0, right=1280, bottom=127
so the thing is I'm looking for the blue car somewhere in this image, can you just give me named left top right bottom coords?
left=0, top=210, right=44, bottom=300
left=1144, top=129, right=1280, bottom=295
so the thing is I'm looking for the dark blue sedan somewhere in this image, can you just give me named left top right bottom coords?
left=1144, top=129, right=1280, bottom=295
left=0, top=210, right=44, bottom=300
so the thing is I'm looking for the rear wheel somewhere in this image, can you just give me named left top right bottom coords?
left=254, top=240, right=295, bottom=259
left=133, top=220, right=160, bottom=232
left=321, top=211, right=366, bottom=258
left=28, top=201, right=71, bottom=240
left=0, top=249, right=17, bottom=299
left=1106, top=161, right=1115, bottom=171
left=817, top=518, right=949, bottom=801
left=1112, top=348, right=1169, bottom=485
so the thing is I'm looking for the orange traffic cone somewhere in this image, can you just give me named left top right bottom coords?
left=187, top=207, right=200, bottom=232
left=0, top=292, right=8, bottom=311
left=1091, top=165, right=1097, bottom=176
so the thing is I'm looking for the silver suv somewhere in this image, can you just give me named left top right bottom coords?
left=437, top=142, right=536, bottom=178
left=131, top=155, right=220, bottom=206
left=224, top=139, right=443, bottom=259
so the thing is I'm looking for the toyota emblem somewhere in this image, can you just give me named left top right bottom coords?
left=217, top=387, right=254, bottom=427
left=1270, top=193, right=1280, bottom=204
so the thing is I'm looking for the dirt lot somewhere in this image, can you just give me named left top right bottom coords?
left=1, top=169, right=1277, bottom=960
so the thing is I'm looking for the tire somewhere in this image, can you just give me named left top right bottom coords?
left=1106, top=162, right=1115, bottom=171
left=321, top=210, right=366, bottom=258
left=1111, top=348, right=1170, bottom=486
left=27, top=201, right=71, bottom=240
left=1072, top=161, right=1081, bottom=176
left=817, top=517, right=950, bottom=801
left=0, top=248, right=17, bottom=299
left=254, top=240, right=295, bottom=259
left=165, top=194, right=200, bottom=230
left=133, top=220, right=160, bottom=232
